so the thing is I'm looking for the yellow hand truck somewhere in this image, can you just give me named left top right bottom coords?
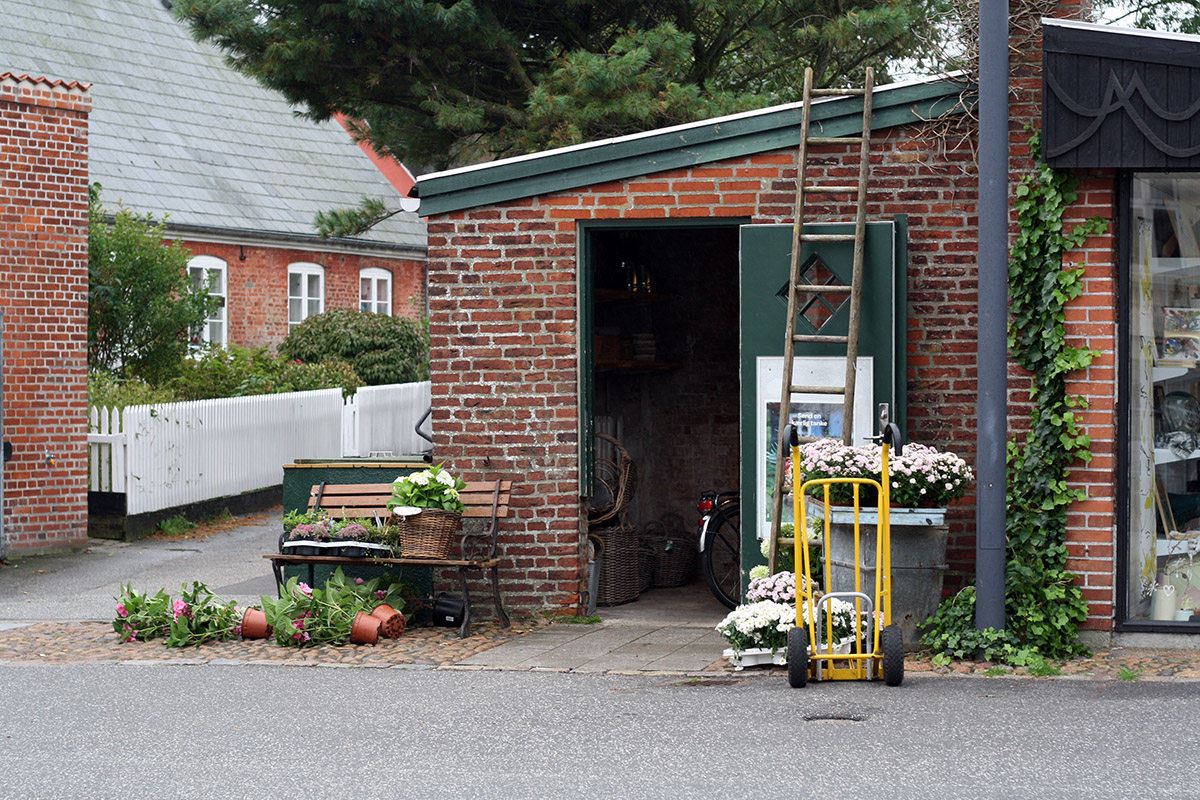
left=785, top=409, right=905, bottom=688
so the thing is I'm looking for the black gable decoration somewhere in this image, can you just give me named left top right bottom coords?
left=1043, top=19, right=1200, bottom=169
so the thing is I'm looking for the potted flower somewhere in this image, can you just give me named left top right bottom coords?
left=795, top=438, right=973, bottom=517
left=114, top=582, right=262, bottom=645
left=716, top=595, right=867, bottom=669
left=281, top=511, right=332, bottom=556
left=386, top=464, right=467, bottom=558
left=328, top=518, right=394, bottom=558
left=259, top=568, right=407, bottom=646
left=791, top=437, right=973, bottom=648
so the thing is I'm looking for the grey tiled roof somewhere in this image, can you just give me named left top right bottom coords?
left=0, top=0, right=424, bottom=251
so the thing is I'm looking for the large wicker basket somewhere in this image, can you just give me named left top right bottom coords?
left=392, top=508, right=461, bottom=559
left=592, top=525, right=641, bottom=606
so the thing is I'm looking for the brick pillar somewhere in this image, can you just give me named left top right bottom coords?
left=0, top=74, right=92, bottom=554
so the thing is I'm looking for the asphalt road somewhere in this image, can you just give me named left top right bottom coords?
left=1, top=665, right=1195, bottom=799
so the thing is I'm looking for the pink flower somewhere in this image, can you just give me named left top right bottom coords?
left=354, top=578, right=364, bottom=585
left=291, top=618, right=306, bottom=630
left=172, top=599, right=191, bottom=621
left=374, top=589, right=386, bottom=599
left=116, top=603, right=128, bottom=618
left=298, top=582, right=313, bottom=597
left=291, top=630, right=310, bottom=643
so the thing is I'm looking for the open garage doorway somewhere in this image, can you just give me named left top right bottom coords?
left=582, top=221, right=743, bottom=615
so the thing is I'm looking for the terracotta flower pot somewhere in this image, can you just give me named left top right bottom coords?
left=241, top=608, right=269, bottom=639
left=371, top=603, right=406, bottom=638
left=350, top=611, right=381, bottom=645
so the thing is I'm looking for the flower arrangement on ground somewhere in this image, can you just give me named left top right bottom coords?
left=259, top=568, right=407, bottom=647
left=717, top=595, right=867, bottom=657
left=795, top=438, right=973, bottom=508
left=387, top=464, right=467, bottom=515
left=114, top=582, right=246, bottom=646
left=716, top=600, right=796, bottom=655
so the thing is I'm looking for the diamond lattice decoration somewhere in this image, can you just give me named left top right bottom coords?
left=775, top=253, right=846, bottom=333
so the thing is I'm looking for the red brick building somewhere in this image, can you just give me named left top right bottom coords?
left=0, top=74, right=91, bottom=554
left=410, top=14, right=1200, bottom=646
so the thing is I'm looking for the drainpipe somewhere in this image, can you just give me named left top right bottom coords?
left=975, top=0, right=1008, bottom=632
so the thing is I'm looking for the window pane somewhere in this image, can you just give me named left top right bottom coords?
left=308, top=274, right=320, bottom=297
left=1128, top=173, right=1200, bottom=625
left=289, top=297, right=302, bottom=323
left=289, top=272, right=303, bottom=296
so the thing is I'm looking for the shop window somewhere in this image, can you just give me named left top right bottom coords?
left=188, top=255, right=227, bottom=348
left=289, top=262, right=324, bottom=327
left=1128, top=173, right=1200, bottom=625
left=360, top=267, right=392, bottom=315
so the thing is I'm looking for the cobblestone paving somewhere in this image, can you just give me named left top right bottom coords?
left=3, top=618, right=1199, bottom=680
left=0, top=618, right=550, bottom=668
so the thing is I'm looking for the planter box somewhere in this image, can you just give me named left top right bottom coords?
left=281, top=540, right=395, bottom=557
left=724, top=637, right=854, bottom=670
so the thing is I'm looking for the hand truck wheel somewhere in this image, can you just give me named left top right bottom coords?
left=787, top=626, right=809, bottom=688
left=881, top=623, right=904, bottom=686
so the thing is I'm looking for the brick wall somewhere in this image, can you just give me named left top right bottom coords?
left=175, top=241, right=425, bottom=351
left=427, top=119, right=988, bottom=616
left=1009, top=3, right=1120, bottom=631
left=0, top=75, right=91, bottom=554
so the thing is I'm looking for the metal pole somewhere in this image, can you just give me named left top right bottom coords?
left=974, top=0, right=1009, bottom=632
left=0, top=308, right=6, bottom=562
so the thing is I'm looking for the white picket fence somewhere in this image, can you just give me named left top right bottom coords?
left=88, top=381, right=431, bottom=515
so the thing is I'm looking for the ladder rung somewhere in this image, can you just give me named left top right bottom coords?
left=778, top=537, right=796, bottom=545
left=792, top=284, right=852, bottom=293
left=807, top=137, right=863, bottom=145
left=811, top=87, right=867, bottom=96
left=794, top=334, right=850, bottom=344
left=804, top=184, right=860, bottom=193
left=799, top=234, right=856, bottom=242
left=789, top=385, right=845, bottom=395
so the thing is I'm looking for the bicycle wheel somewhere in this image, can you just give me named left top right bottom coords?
left=702, top=504, right=741, bottom=609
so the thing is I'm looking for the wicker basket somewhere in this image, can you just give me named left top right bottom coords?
left=643, top=517, right=697, bottom=588
left=392, top=508, right=461, bottom=559
left=593, top=525, right=640, bottom=606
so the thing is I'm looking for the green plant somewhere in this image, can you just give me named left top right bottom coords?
left=554, top=613, right=603, bottom=624
left=88, top=370, right=176, bottom=410
left=114, top=584, right=173, bottom=642
left=984, top=665, right=1009, bottom=676
left=1026, top=656, right=1063, bottom=677
left=259, top=569, right=407, bottom=646
left=114, top=582, right=245, bottom=646
left=88, top=183, right=219, bottom=384
left=922, top=134, right=1102, bottom=665
left=167, top=344, right=361, bottom=400
left=930, top=652, right=952, bottom=667
left=387, top=464, right=467, bottom=514
left=278, top=308, right=430, bottom=386
left=157, top=513, right=197, bottom=537
left=1117, top=666, right=1142, bottom=681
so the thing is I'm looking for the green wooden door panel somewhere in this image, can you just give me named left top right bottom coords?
left=738, top=220, right=907, bottom=571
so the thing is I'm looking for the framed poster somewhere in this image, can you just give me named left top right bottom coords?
left=755, top=356, right=874, bottom=538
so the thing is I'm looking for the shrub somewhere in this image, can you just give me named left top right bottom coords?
left=165, top=344, right=361, bottom=400
left=88, top=371, right=176, bottom=410
left=279, top=308, right=429, bottom=386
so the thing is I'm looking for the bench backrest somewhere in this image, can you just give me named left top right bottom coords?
left=307, top=481, right=512, bottom=522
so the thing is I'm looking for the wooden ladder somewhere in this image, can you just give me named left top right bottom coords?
left=767, top=67, right=875, bottom=574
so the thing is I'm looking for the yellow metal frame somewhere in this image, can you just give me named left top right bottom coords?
left=792, top=439, right=893, bottom=681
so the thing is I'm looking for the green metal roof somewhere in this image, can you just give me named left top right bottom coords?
left=414, top=76, right=969, bottom=216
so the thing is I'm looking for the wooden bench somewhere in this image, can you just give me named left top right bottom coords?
left=264, top=479, right=512, bottom=638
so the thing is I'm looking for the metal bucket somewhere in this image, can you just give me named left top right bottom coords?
left=824, top=512, right=948, bottom=647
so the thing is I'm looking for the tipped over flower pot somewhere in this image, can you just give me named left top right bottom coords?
left=371, top=604, right=406, bottom=638
left=350, top=611, right=381, bottom=645
left=240, top=608, right=269, bottom=639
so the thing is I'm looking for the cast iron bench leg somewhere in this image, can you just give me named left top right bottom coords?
left=457, top=566, right=472, bottom=639
left=490, top=564, right=510, bottom=628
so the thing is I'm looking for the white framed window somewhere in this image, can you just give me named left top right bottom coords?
left=288, top=262, right=325, bottom=327
left=360, top=267, right=393, bottom=315
left=188, top=255, right=227, bottom=347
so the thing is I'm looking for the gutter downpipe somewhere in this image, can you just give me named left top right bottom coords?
left=975, top=0, right=1009, bottom=633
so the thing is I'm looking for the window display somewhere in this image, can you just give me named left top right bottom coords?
left=1129, top=173, right=1200, bottom=625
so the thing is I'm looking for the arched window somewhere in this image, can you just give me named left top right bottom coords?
left=359, top=267, right=392, bottom=315
left=288, top=262, right=325, bottom=327
left=187, top=255, right=227, bottom=347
